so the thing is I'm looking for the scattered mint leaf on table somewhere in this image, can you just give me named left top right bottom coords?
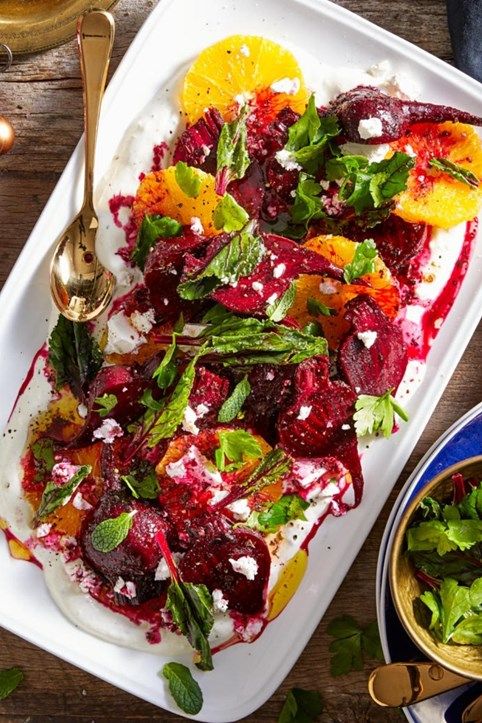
left=429, top=157, right=479, bottom=188
left=354, top=390, right=408, bottom=438
left=266, top=283, right=296, bottom=322
left=162, top=662, right=203, bottom=715
left=94, top=393, right=118, bottom=417
left=246, top=494, right=309, bottom=534
left=174, top=161, right=202, bottom=198
left=343, top=239, right=378, bottom=283
left=0, top=667, right=24, bottom=700
left=278, top=687, right=323, bottom=723
left=37, top=465, right=92, bottom=520
left=214, top=429, right=263, bottom=471
left=327, top=615, right=383, bottom=676
left=91, top=511, right=135, bottom=553
left=213, top=193, right=250, bottom=232
left=217, top=376, right=251, bottom=423
left=132, top=214, right=182, bottom=269
left=48, top=315, right=103, bottom=399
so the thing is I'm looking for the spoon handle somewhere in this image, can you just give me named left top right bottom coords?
left=77, top=10, right=115, bottom=209
left=368, top=662, right=472, bottom=707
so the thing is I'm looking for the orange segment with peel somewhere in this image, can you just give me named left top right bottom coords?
left=182, top=35, right=308, bottom=123
left=132, top=166, right=224, bottom=237
left=289, top=234, right=400, bottom=349
left=392, top=122, right=482, bottom=228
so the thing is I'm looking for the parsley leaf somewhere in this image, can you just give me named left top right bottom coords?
left=216, top=107, right=250, bottom=192
left=307, top=297, right=334, bottom=317
left=246, top=494, right=309, bottom=533
left=217, top=376, right=251, bottom=423
left=37, top=465, right=92, bottom=520
left=91, top=511, right=135, bottom=553
left=278, top=687, right=323, bottom=723
left=429, top=157, right=479, bottom=188
left=162, top=662, right=203, bottom=715
left=167, top=582, right=214, bottom=671
left=132, top=214, right=182, bottom=269
left=48, top=315, right=103, bottom=399
left=94, top=393, right=118, bottom=418
left=407, top=519, right=482, bottom=556
left=214, top=429, right=263, bottom=471
left=286, top=94, right=340, bottom=173
left=121, top=466, right=159, bottom=500
left=291, top=173, right=325, bottom=225
left=343, top=239, right=378, bottom=283
left=327, top=615, right=383, bottom=676
left=153, top=336, right=178, bottom=390
left=178, top=227, right=264, bottom=300
left=213, top=193, right=250, bottom=232
left=266, top=283, right=296, bottom=322
left=354, top=390, right=408, bottom=438
left=174, top=161, right=202, bottom=198
left=0, top=667, right=23, bottom=701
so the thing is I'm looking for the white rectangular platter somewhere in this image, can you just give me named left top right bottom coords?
left=0, top=0, right=481, bottom=720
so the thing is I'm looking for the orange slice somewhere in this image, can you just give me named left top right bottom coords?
left=182, top=35, right=308, bottom=123
left=392, top=122, right=482, bottom=228
left=289, top=235, right=400, bottom=349
left=132, top=166, right=224, bottom=237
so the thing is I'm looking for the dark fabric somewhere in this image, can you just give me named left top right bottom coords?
left=446, top=0, right=482, bottom=82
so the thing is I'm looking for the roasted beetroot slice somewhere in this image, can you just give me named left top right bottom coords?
left=172, top=107, right=224, bottom=174
left=228, top=161, right=265, bottom=219
left=87, top=365, right=148, bottom=427
left=179, top=528, right=271, bottom=615
left=81, top=492, right=171, bottom=603
left=247, top=105, right=299, bottom=162
left=329, top=85, right=482, bottom=144
left=329, top=428, right=364, bottom=507
left=338, top=295, right=408, bottom=396
left=241, top=364, right=296, bottom=441
left=277, top=356, right=356, bottom=456
left=265, top=157, right=300, bottom=204
left=188, top=366, right=230, bottom=428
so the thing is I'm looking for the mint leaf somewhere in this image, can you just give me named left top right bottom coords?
left=213, top=193, right=250, bottom=232
left=239, top=448, right=292, bottom=499
left=343, top=239, right=378, bottom=283
left=153, top=337, right=178, bottom=390
left=451, top=614, right=482, bottom=644
left=94, top=393, right=118, bottom=418
left=327, top=615, right=383, bottom=676
left=31, top=438, right=55, bottom=484
left=166, top=582, right=214, bottom=671
left=121, top=467, right=159, bottom=500
left=266, top=283, right=296, bottom=322
left=132, top=214, right=182, bottom=269
left=214, top=429, right=263, bottom=471
left=354, top=390, right=408, bottom=438
left=217, top=376, right=251, bottom=423
left=140, top=388, right=163, bottom=412
left=148, top=355, right=200, bottom=447
left=48, top=315, right=103, bottom=398
left=174, top=161, right=202, bottom=198
left=287, top=95, right=324, bottom=151
left=162, top=662, right=203, bottom=715
left=216, top=108, right=250, bottom=191
left=37, top=465, right=92, bottom=519
left=286, top=94, right=340, bottom=173
left=278, top=687, right=323, bottom=723
left=178, top=227, right=264, bottom=300
left=246, top=494, right=309, bottom=533
left=0, top=667, right=23, bottom=701
left=307, top=297, right=333, bottom=317
left=91, top=511, right=135, bottom=553
left=429, top=157, right=479, bottom=188
left=291, top=173, right=325, bottom=225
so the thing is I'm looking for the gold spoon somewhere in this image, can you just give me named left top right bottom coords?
left=368, top=662, right=472, bottom=707
left=50, top=10, right=115, bottom=322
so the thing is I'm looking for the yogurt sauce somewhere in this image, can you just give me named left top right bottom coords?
left=0, top=47, right=473, bottom=657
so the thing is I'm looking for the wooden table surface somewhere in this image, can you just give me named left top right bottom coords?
left=0, top=1, right=480, bottom=720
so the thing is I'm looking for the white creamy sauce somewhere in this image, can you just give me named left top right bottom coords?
left=0, top=46, right=469, bottom=656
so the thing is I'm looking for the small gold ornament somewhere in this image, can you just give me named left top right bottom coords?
left=0, top=115, right=15, bottom=154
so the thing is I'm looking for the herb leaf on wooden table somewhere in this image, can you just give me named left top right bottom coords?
left=327, top=615, right=383, bottom=676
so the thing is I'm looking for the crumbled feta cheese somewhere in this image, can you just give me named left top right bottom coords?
left=340, top=141, right=390, bottom=164
left=93, top=418, right=124, bottom=444
left=77, top=403, right=88, bottom=419
left=36, top=523, right=52, bottom=539
left=130, top=308, right=155, bottom=334
left=239, top=44, right=250, bottom=57
left=358, top=117, right=383, bottom=140
left=270, top=77, right=300, bottom=95
left=273, top=263, right=286, bottom=278
left=341, top=424, right=351, bottom=431
left=229, top=555, right=259, bottom=580
left=155, top=552, right=184, bottom=581
left=51, top=461, right=81, bottom=486
left=252, top=281, right=264, bottom=292
left=113, top=577, right=137, bottom=599
left=195, top=403, right=210, bottom=418
left=209, top=488, right=229, bottom=505
left=105, top=312, right=146, bottom=355
left=234, top=92, right=252, bottom=107
left=297, top=405, right=312, bottom=421
left=181, top=406, right=200, bottom=435
left=238, top=617, right=264, bottom=641
left=181, top=323, right=206, bottom=338
left=190, top=216, right=204, bottom=235
left=266, top=293, right=278, bottom=305
left=357, top=330, right=378, bottom=349
left=212, top=588, right=229, bottom=612
left=274, top=148, right=302, bottom=171
left=163, top=298, right=169, bottom=306
left=319, top=179, right=330, bottom=191
left=72, top=492, right=93, bottom=511
left=68, top=559, right=99, bottom=594
left=404, top=144, right=417, bottom=158
left=227, top=498, right=251, bottom=521
left=266, top=370, right=275, bottom=381
left=319, top=280, right=337, bottom=294
left=165, top=458, right=187, bottom=479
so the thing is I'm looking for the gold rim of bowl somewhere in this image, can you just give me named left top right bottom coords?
left=389, top=455, right=482, bottom=681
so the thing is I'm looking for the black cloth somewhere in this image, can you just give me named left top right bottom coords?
left=446, top=0, right=482, bottom=82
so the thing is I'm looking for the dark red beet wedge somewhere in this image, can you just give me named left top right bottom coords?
left=277, top=356, right=356, bottom=456
left=247, top=105, right=299, bottom=162
left=172, top=107, right=224, bottom=174
left=337, top=295, right=408, bottom=396
left=188, top=366, right=230, bottom=428
left=240, top=364, right=296, bottom=440
left=179, top=528, right=271, bottom=615
left=328, top=428, right=364, bottom=507
left=329, top=85, right=482, bottom=144
left=228, top=161, right=265, bottom=219
left=87, top=365, right=148, bottom=428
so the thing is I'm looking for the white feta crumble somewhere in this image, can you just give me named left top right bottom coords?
left=270, top=77, right=300, bottom=95
left=190, top=216, right=204, bottom=234
left=227, top=498, right=251, bottom=521
left=266, top=292, right=278, bottom=305
left=273, top=262, right=286, bottom=278
left=404, top=144, right=417, bottom=158
left=297, top=405, right=312, bottom=421
left=356, top=330, right=378, bottom=349
left=93, top=418, right=124, bottom=444
left=181, top=323, right=206, bottom=338
left=195, top=403, right=210, bottom=418
left=358, top=117, right=383, bottom=140
left=212, top=588, right=229, bottom=612
left=239, top=617, right=264, bottom=641
left=130, top=308, right=155, bottom=334
left=239, top=44, right=250, bottom=57
left=341, top=424, right=351, bottom=431
left=105, top=311, right=146, bottom=355
left=251, top=281, right=264, bottom=292
left=340, top=141, right=390, bottom=164
left=274, top=148, right=302, bottom=171
left=266, top=370, right=275, bottom=381
left=72, top=492, right=93, bottom=511
left=165, top=458, right=187, bottom=479
left=234, top=91, right=252, bottom=107
left=319, top=179, right=331, bottom=191
left=113, top=577, right=137, bottom=599
left=155, top=552, right=184, bottom=581
left=77, top=403, right=88, bottom=419
left=209, top=488, right=229, bottom=505
left=229, top=556, right=259, bottom=580
left=51, top=462, right=81, bottom=486
left=181, top=406, right=200, bottom=435
left=319, top=280, right=337, bottom=295
left=36, top=523, right=52, bottom=539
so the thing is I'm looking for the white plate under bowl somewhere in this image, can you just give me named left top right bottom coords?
left=0, top=0, right=481, bottom=720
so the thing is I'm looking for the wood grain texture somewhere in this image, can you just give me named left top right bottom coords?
left=0, top=0, right=480, bottom=721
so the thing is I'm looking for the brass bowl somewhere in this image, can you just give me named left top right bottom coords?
left=389, top=456, right=482, bottom=681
